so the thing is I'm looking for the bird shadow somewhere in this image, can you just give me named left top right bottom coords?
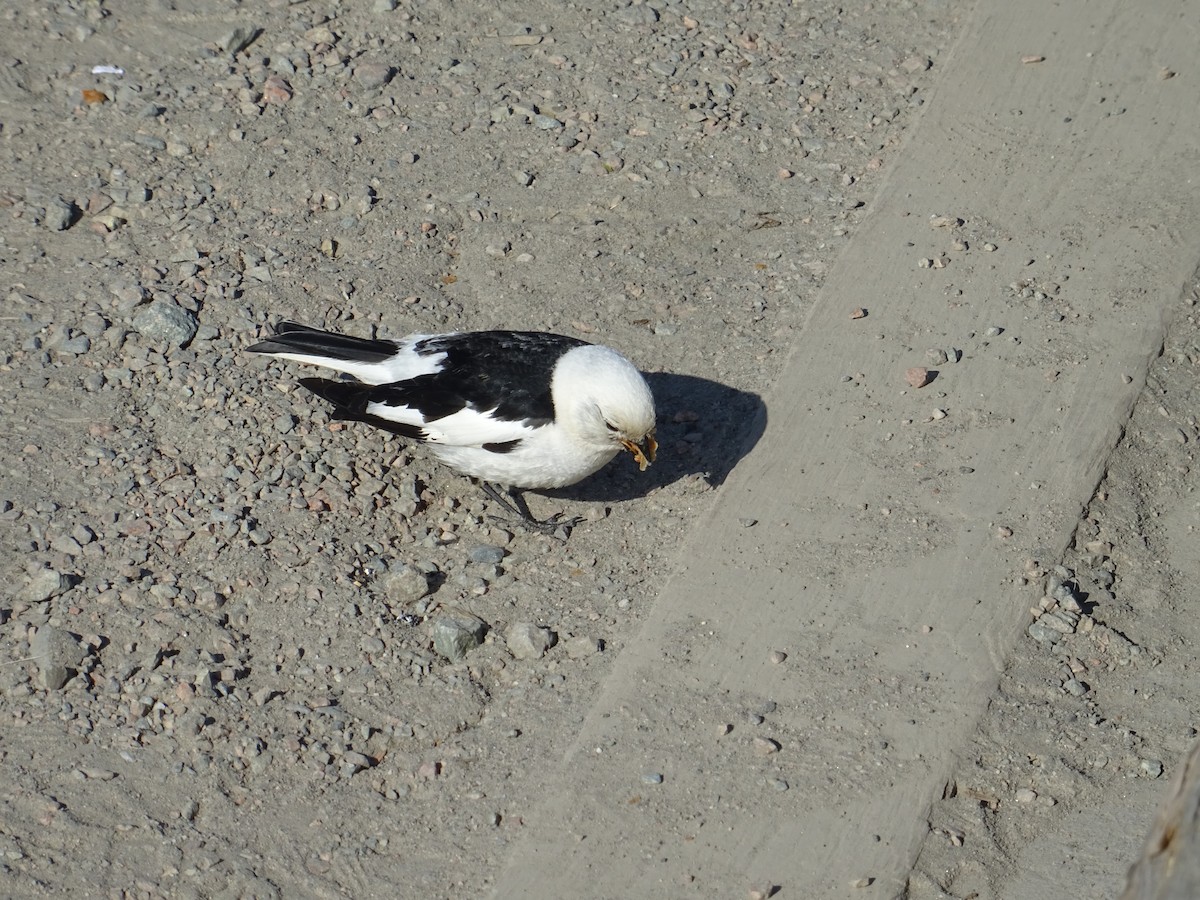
left=541, top=372, right=767, bottom=504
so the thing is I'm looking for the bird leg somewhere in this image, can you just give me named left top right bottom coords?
left=478, top=482, right=583, bottom=536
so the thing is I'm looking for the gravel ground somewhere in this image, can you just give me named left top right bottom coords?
left=8, top=2, right=1195, bottom=898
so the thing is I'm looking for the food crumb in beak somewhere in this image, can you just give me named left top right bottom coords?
left=622, top=434, right=657, bottom=472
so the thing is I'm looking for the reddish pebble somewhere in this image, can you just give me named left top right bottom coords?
left=850, top=307, right=867, bottom=319
left=262, top=75, right=293, bottom=104
left=905, top=366, right=933, bottom=388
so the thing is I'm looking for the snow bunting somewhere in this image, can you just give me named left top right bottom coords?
left=247, top=322, right=657, bottom=528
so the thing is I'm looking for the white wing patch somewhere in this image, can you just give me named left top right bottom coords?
left=366, top=401, right=539, bottom=447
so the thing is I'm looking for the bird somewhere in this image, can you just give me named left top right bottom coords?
left=246, top=321, right=658, bottom=532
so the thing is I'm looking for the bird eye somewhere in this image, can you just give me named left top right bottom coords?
left=604, top=421, right=618, bottom=432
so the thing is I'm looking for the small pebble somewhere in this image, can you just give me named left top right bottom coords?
left=262, top=75, right=293, bottom=104
left=131, top=299, right=198, bottom=346
left=430, top=613, right=488, bottom=661
left=905, top=366, right=934, bottom=388
left=769, top=650, right=787, bottom=664
left=1027, top=621, right=1063, bottom=644
left=506, top=623, right=556, bottom=660
left=753, top=737, right=781, bottom=756
left=641, top=772, right=664, bottom=785
left=22, top=568, right=73, bottom=603
left=564, top=635, right=601, bottom=659
left=928, top=215, right=962, bottom=229
left=380, top=565, right=430, bottom=604
left=32, top=626, right=84, bottom=690
left=468, top=544, right=505, bottom=565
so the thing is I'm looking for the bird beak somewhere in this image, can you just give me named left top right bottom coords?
left=621, top=433, right=657, bottom=472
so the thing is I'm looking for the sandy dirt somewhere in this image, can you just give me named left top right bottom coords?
left=1, top=0, right=1198, bottom=898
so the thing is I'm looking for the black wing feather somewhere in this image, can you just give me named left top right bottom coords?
left=248, top=321, right=401, bottom=365
left=389, top=331, right=589, bottom=425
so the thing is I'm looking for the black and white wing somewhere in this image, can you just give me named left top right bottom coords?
left=252, top=325, right=589, bottom=449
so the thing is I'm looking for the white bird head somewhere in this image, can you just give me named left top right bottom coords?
left=553, top=344, right=658, bottom=471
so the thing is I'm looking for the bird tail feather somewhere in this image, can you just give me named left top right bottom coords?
left=247, top=321, right=400, bottom=365
left=298, top=377, right=424, bottom=440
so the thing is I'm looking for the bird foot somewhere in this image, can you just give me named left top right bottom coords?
left=479, top=483, right=581, bottom=538
left=488, top=510, right=584, bottom=537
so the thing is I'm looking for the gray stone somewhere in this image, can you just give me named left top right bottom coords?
left=468, top=545, right=505, bottom=565
left=1064, top=678, right=1089, bottom=697
left=431, top=613, right=488, bottom=661
left=31, top=626, right=84, bottom=690
left=564, top=635, right=601, bottom=659
left=132, top=134, right=167, bottom=151
left=354, top=62, right=395, bottom=89
left=341, top=750, right=372, bottom=771
left=26, top=189, right=77, bottom=231
left=381, top=564, right=429, bottom=605
left=1027, top=620, right=1062, bottom=645
left=506, top=623, right=556, bottom=660
left=1040, top=609, right=1079, bottom=633
left=132, top=299, right=198, bottom=346
left=21, top=568, right=73, bottom=603
left=57, top=335, right=90, bottom=355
